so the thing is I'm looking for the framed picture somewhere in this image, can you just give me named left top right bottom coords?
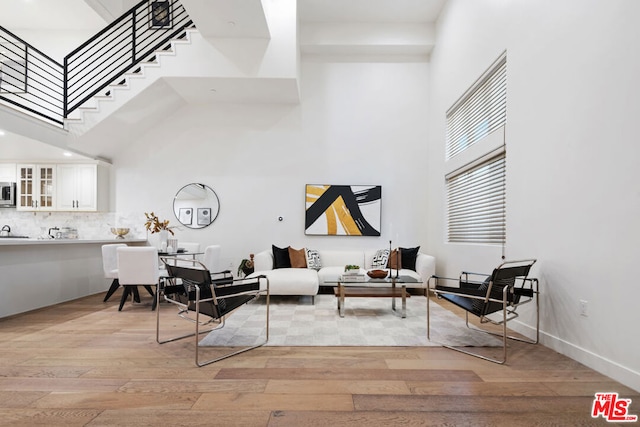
left=0, top=42, right=27, bottom=93
left=197, top=207, right=212, bottom=226
left=149, top=1, right=172, bottom=29
left=305, top=184, right=382, bottom=236
left=178, top=207, right=192, bottom=225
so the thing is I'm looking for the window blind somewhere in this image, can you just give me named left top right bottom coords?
left=447, top=154, right=506, bottom=244
left=446, top=54, right=506, bottom=160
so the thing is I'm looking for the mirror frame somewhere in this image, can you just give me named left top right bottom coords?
left=172, top=183, right=220, bottom=229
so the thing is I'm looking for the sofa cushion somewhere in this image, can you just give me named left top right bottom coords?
left=250, top=268, right=319, bottom=296
left=288, top=247, right=307, bottom=268
left=317, top=266, right=347, bottom=286
left=371, top=248, right=390, bottom=268
left=318, top=250, right=364, bottom=268
left=400, top=246, right=420, bottom=271
left=387, top=249, right=402, bottom=270
left=306, top=248, right=322, bottom=270
left=272, top=245, right=291, bottom=269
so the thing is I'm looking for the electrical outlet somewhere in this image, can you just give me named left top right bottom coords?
left=580, top=299, right=588, bottom=317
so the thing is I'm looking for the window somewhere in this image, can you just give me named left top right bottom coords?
left=446, top=54, right=506, bottom=160
left=445, top=53, right=506, bottom=244
left=446, top=152, right=505, bottom=244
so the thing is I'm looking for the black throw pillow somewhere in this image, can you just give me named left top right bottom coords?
left=399, top=246, right=420, bottom=271
left=272, top=245, right=291, bottom=269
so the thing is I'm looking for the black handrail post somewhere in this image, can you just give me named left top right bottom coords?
left=25, top=45, right=30, bottom=93
left=63, top=56, right=68, bottom=118
left=131, top=10, right=136, bottom=64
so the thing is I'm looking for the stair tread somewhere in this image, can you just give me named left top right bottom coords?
left=67, top=22, right=198, bottom=131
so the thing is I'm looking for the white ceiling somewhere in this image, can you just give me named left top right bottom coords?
left=0, top=129, right=83, bottom=160
left=298, top=0, right=445, bottom=23
left=0, top=0, right=446, bottom=30
left=0, top=0, right=107, bottom=31
left=0, top=0, right=446, bottom=162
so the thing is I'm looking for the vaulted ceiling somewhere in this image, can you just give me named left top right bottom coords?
left=0, top=0, right=446, bottom=161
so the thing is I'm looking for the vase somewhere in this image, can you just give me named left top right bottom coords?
left=158, top=229, right=168, bottom=251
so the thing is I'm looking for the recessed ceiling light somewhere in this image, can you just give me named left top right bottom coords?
left=63, top=152, right=72, bottom=157
left=227, top=21, right=236, bottom=27
left=0, top=130, right=5, bottom=136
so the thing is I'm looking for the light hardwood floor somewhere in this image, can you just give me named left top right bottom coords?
left=0, top=291, right=637, bottom=426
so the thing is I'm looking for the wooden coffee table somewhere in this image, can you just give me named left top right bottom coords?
left=329, top=276, right=420, bottom=318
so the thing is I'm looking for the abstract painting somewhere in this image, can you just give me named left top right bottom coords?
left=197, top=208, right=212, bottom=226
left=305, top=185, right=381, bottom=236
left=178, top=208, right=192, bottom=225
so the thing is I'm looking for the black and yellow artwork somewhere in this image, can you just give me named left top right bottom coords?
left=305, top=185, right=381, bottom=236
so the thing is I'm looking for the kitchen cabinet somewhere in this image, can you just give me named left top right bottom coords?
left=0, top=163, right=16, bottom=182
left=17, top=164, right=56, bottom=211
left=15, top=163, right=107, bottom=212
left=56, top=164, right=97, bottom=211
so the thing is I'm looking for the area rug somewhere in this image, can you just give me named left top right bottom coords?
left=198, top=294, right=502, bottom=347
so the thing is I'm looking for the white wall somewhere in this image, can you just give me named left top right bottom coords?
left=426, top=0, right=640, bottom=391
left=112, top=56, right=430, bottom=271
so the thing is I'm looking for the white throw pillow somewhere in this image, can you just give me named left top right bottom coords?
left=305, top=248, right=322, bottom=270
left=371, top=249, right=390, bottom=268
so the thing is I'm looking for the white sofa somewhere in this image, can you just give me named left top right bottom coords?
left=248, top=249, right=436, bottom=300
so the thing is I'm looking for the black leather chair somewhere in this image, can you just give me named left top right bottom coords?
left=428, top=259, right=538, bottom=364
left=157, top=258, right=269, bottom=367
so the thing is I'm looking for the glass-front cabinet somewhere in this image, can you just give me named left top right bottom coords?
left=17, top=164, right=56, bottom=211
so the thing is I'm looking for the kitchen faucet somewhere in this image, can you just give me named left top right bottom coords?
left=48, top=227, right=59, bottom=239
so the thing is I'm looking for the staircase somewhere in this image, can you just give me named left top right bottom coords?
left=1, top=0, right=300, bottom=161
left=64, top=26, right=197, bottom=136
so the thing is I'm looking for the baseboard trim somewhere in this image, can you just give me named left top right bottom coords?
left=510, top=320, right=640, bottom=393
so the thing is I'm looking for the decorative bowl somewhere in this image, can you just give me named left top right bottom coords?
left=367, top=269, right=388, bottom=279
left=110, top=227, right=130, bottom=239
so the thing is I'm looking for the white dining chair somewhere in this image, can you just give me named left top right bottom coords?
left=200, top=244, right=234, bottom=286
left=202, top=245, right=222, bottom=273
left=180, top=242, right=201, bottom=255
left=116, top=246, right=160, bottom=311
left=101, top=243, right=127, bottom=302
left=177, top=242, right=201, bottom=264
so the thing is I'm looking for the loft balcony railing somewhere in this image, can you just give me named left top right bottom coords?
left=0, top=0, right=193, bottom=127
left=0, top=27, right=64, bottom=125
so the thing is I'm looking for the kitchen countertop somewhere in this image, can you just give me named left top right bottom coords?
left=0, top=238, right=148, bottom=246
left=0, top=238, right=147, bottom=319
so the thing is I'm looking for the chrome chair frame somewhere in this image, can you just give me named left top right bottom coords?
left=156, top=257, right=269, bottom=367
left=427, top=259, right=538, bottom=364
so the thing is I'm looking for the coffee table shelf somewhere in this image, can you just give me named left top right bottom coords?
left=332, top=287, right=411, bottom=298
left=329, top=276, right=419, bottom=318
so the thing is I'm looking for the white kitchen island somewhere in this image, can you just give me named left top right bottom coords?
left=0, top=238, right=147, bottom=318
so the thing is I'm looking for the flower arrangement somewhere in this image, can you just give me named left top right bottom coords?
left=144, top=212, right=175, bottom=235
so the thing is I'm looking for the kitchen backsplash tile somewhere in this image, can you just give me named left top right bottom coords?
left=0, top=210, right=147, bottom=240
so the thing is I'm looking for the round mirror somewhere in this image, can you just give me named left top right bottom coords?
left=173, top=183, right=220, bottom=229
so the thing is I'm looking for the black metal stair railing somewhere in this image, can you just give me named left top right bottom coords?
left=64, top=0, right=193, bottom=118
left=0, top=27, right=64, bottom=126
left=0, top=1, right=194, bottom=127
